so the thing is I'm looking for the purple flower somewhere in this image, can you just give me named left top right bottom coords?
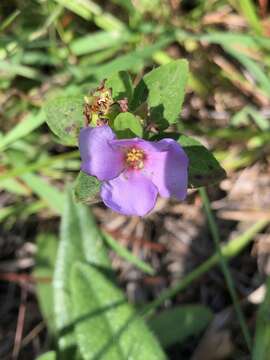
left=79, top=126, right=188, bottom=216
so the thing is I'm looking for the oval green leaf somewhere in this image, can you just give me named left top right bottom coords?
left=44, top=96, right=84, bottom=146
left=74, top=171, right=101, bottom=205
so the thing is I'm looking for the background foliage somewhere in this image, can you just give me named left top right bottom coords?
left=0, top=1, right=270, bottom=359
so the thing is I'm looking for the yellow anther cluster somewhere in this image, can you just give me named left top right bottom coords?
left=126, top=148, right=145, bottom=169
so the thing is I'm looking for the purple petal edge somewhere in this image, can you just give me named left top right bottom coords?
left=79, top=126, right=124, bottom=181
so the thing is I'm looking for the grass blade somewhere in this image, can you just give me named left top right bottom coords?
left=102, top=231, right=155, bottom=275
left=199, top=187, right=252, bottom=350
left=20, top=173, right=64, bottom=214
left=252, top=277, right=270, bottom=359
left=0, top=111, right=45, bottom=151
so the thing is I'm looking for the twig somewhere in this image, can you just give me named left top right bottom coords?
left=102, top=227, right=166, bottom=253
left=0, top=272, right=51, bottom=284
left=12, top=287, right=27, bottom=360
left=21, top=321, right=45, bottom=349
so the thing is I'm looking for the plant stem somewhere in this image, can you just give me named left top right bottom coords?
left=199, top=187, right=252, bottom=350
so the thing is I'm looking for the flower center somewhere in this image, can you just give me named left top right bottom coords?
left=125, top=147, right=145, bottom=170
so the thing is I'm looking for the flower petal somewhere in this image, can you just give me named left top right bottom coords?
left=146, top=138, right=188, bottom=200
left=111, top=137, right=163, bottom=153
left=79, top=126, right=124, bottom=181
left=101, top=171, right=158, bottom=216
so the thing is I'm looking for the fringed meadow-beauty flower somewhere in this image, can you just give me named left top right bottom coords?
left=79, top=126, right=188, bottom=216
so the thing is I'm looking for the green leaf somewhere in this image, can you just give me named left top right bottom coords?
left=36, top=351, right=56, bottom=360
left=53, top=189, right=109, bottom=356
left=74, top=171, right=101, bottom=204
left=0, top=110, right=45, bottom=151
left=253, top=278, right=270, bottom=360
left=106, top=71, right=133, bottom=102
left=178, top=134, right=226, bottom=188
left=148, top=305, right=213, bottom=348
left=71, top=262, right=166, bottom=360
left=102, top=231, right=155, bottom=275
left=113, top=112, right=143, bottom=138
left=34, top=233, right=58, bottom=334
left=131, top=60, right=188, bottom=129
left=44, top=96, right=84, bottom=146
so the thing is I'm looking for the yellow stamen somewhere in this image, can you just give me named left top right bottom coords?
left=126, top=148, right=145, bottom=169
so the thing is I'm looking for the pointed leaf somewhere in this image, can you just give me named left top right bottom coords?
left=106, top=71, right=133, bottom=102
left=53, top=190, right=109, bottom=356
left=131, top=60, right=188, bottom=129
